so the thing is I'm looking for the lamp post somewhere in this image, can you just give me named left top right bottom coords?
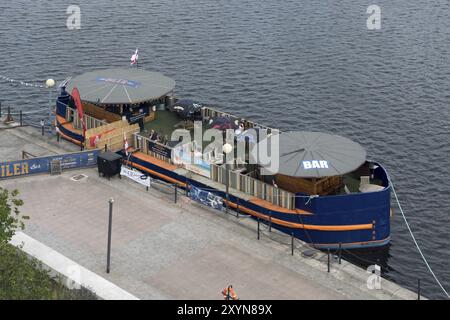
left=46, top=78, right=55, bottom=134
left=106, top=198, right=114, bottom=274
left=222, top=143, right=233, bottom=213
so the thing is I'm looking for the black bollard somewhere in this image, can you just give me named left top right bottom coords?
left=338, top=243, right=342, bottom=264
left=236, top=198, right=240, bottom=218
left=19, top=110, right=22, bottom=127
left=327, top=249, right=330, bottom=273
left=6, top=106, right=12, bottom=122
left=0, top=100, right=2, bottom=117
left=417, top=279, right=421, bottom=300
left=257, top=218, right=260, bottom=240
left=269, top=214, right=272, bottom=232
left=291, top=232, right=294, bottom=256
left=174, top=184, right=178, bottom=203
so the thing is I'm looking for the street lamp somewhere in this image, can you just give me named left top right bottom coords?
left=222, top=143, right=233, bottom=213
left=106, top=198, right=114, bottom=274
left=46, top=78, right=55, bottom=134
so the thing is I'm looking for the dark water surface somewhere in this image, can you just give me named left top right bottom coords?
left=1, top=1, right=449, bottom=299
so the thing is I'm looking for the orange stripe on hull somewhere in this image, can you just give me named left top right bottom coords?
left=226, top=200, right=373, bottom=231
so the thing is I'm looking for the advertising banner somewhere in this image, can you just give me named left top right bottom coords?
left=148, top=140, right=172, bottom=159
left=189, top=185, right=223, bottom=211
left=0, top=150, right=100, bottom=179
left=173, top=144, right=211, bottom=178
left=120, top=166, right=151, bottom=188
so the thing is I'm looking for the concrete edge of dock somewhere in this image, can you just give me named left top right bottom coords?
left=9, top=232, right=139, bottom=300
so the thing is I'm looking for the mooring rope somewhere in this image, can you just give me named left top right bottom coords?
left=0, top=74, right=47, bottom=88
left=390, top=178, right=450, bottom=299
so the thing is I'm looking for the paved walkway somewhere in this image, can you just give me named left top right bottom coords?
left=0, top=167, right=416, bottom=300
left=0, top=120, right=78, bottom=161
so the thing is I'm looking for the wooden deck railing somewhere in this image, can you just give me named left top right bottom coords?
left=210, top=163, right=295, bottom=210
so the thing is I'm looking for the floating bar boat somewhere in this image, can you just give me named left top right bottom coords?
left=55, top=68, right=391, bottom=249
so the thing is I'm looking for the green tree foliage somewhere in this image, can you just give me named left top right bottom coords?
left=0, top=187, right=27, bottom=246
left=0, top=187, right=96, bottom=300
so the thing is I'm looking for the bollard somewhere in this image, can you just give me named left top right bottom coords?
left=40, top=120, right=45, bottom=136
left=6, top=106, right=13, bottom=122
left=186, top=179, right=189, bottom=196
left=0, top=100, right=2, bottom=117
left=19, top=110, right=22, bottom=126
left=418, top=279, right=421, bottom=300
left=327, top=249, right=330, bottom=273
left=57, top=132, right=60, bottom=142
left=174, top=184, right=178, bottom=203
left=236, top=198, right=240, bottom=218
left=338, top=243, right=342, bottom=264
left=291, top=232, right=294, bottom=256
left=257, top=218, right=260, bottom=240
left=269, top=214, right=272, bottom=232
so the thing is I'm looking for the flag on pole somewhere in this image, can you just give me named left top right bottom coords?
left=124, top=132, right=129, bottom=156
left=130, top=48, right=139, bottom=65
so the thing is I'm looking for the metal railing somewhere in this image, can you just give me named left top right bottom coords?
left=201, top=106, right=276, bottom=134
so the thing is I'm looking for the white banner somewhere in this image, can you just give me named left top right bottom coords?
left=120, top=166, right=151, bottom=188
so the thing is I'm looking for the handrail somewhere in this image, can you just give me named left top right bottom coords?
left=22, top=151, right=37, bottom=159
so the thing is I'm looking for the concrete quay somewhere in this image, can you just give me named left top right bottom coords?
left=0, top=124, right=422, bottom=300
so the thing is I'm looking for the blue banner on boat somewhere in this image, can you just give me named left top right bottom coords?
left=0, top=150, right=100, bottom=179
left=189, top=185, right=223, bottom=210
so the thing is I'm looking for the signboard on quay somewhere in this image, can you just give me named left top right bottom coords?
left=0, top=150, right=100, bottom=179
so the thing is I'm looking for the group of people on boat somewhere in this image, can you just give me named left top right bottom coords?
left=145, top=129, right=170, bottom=146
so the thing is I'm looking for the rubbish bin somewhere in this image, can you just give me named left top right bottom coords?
left=97, top=151, right=123, bottom=179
